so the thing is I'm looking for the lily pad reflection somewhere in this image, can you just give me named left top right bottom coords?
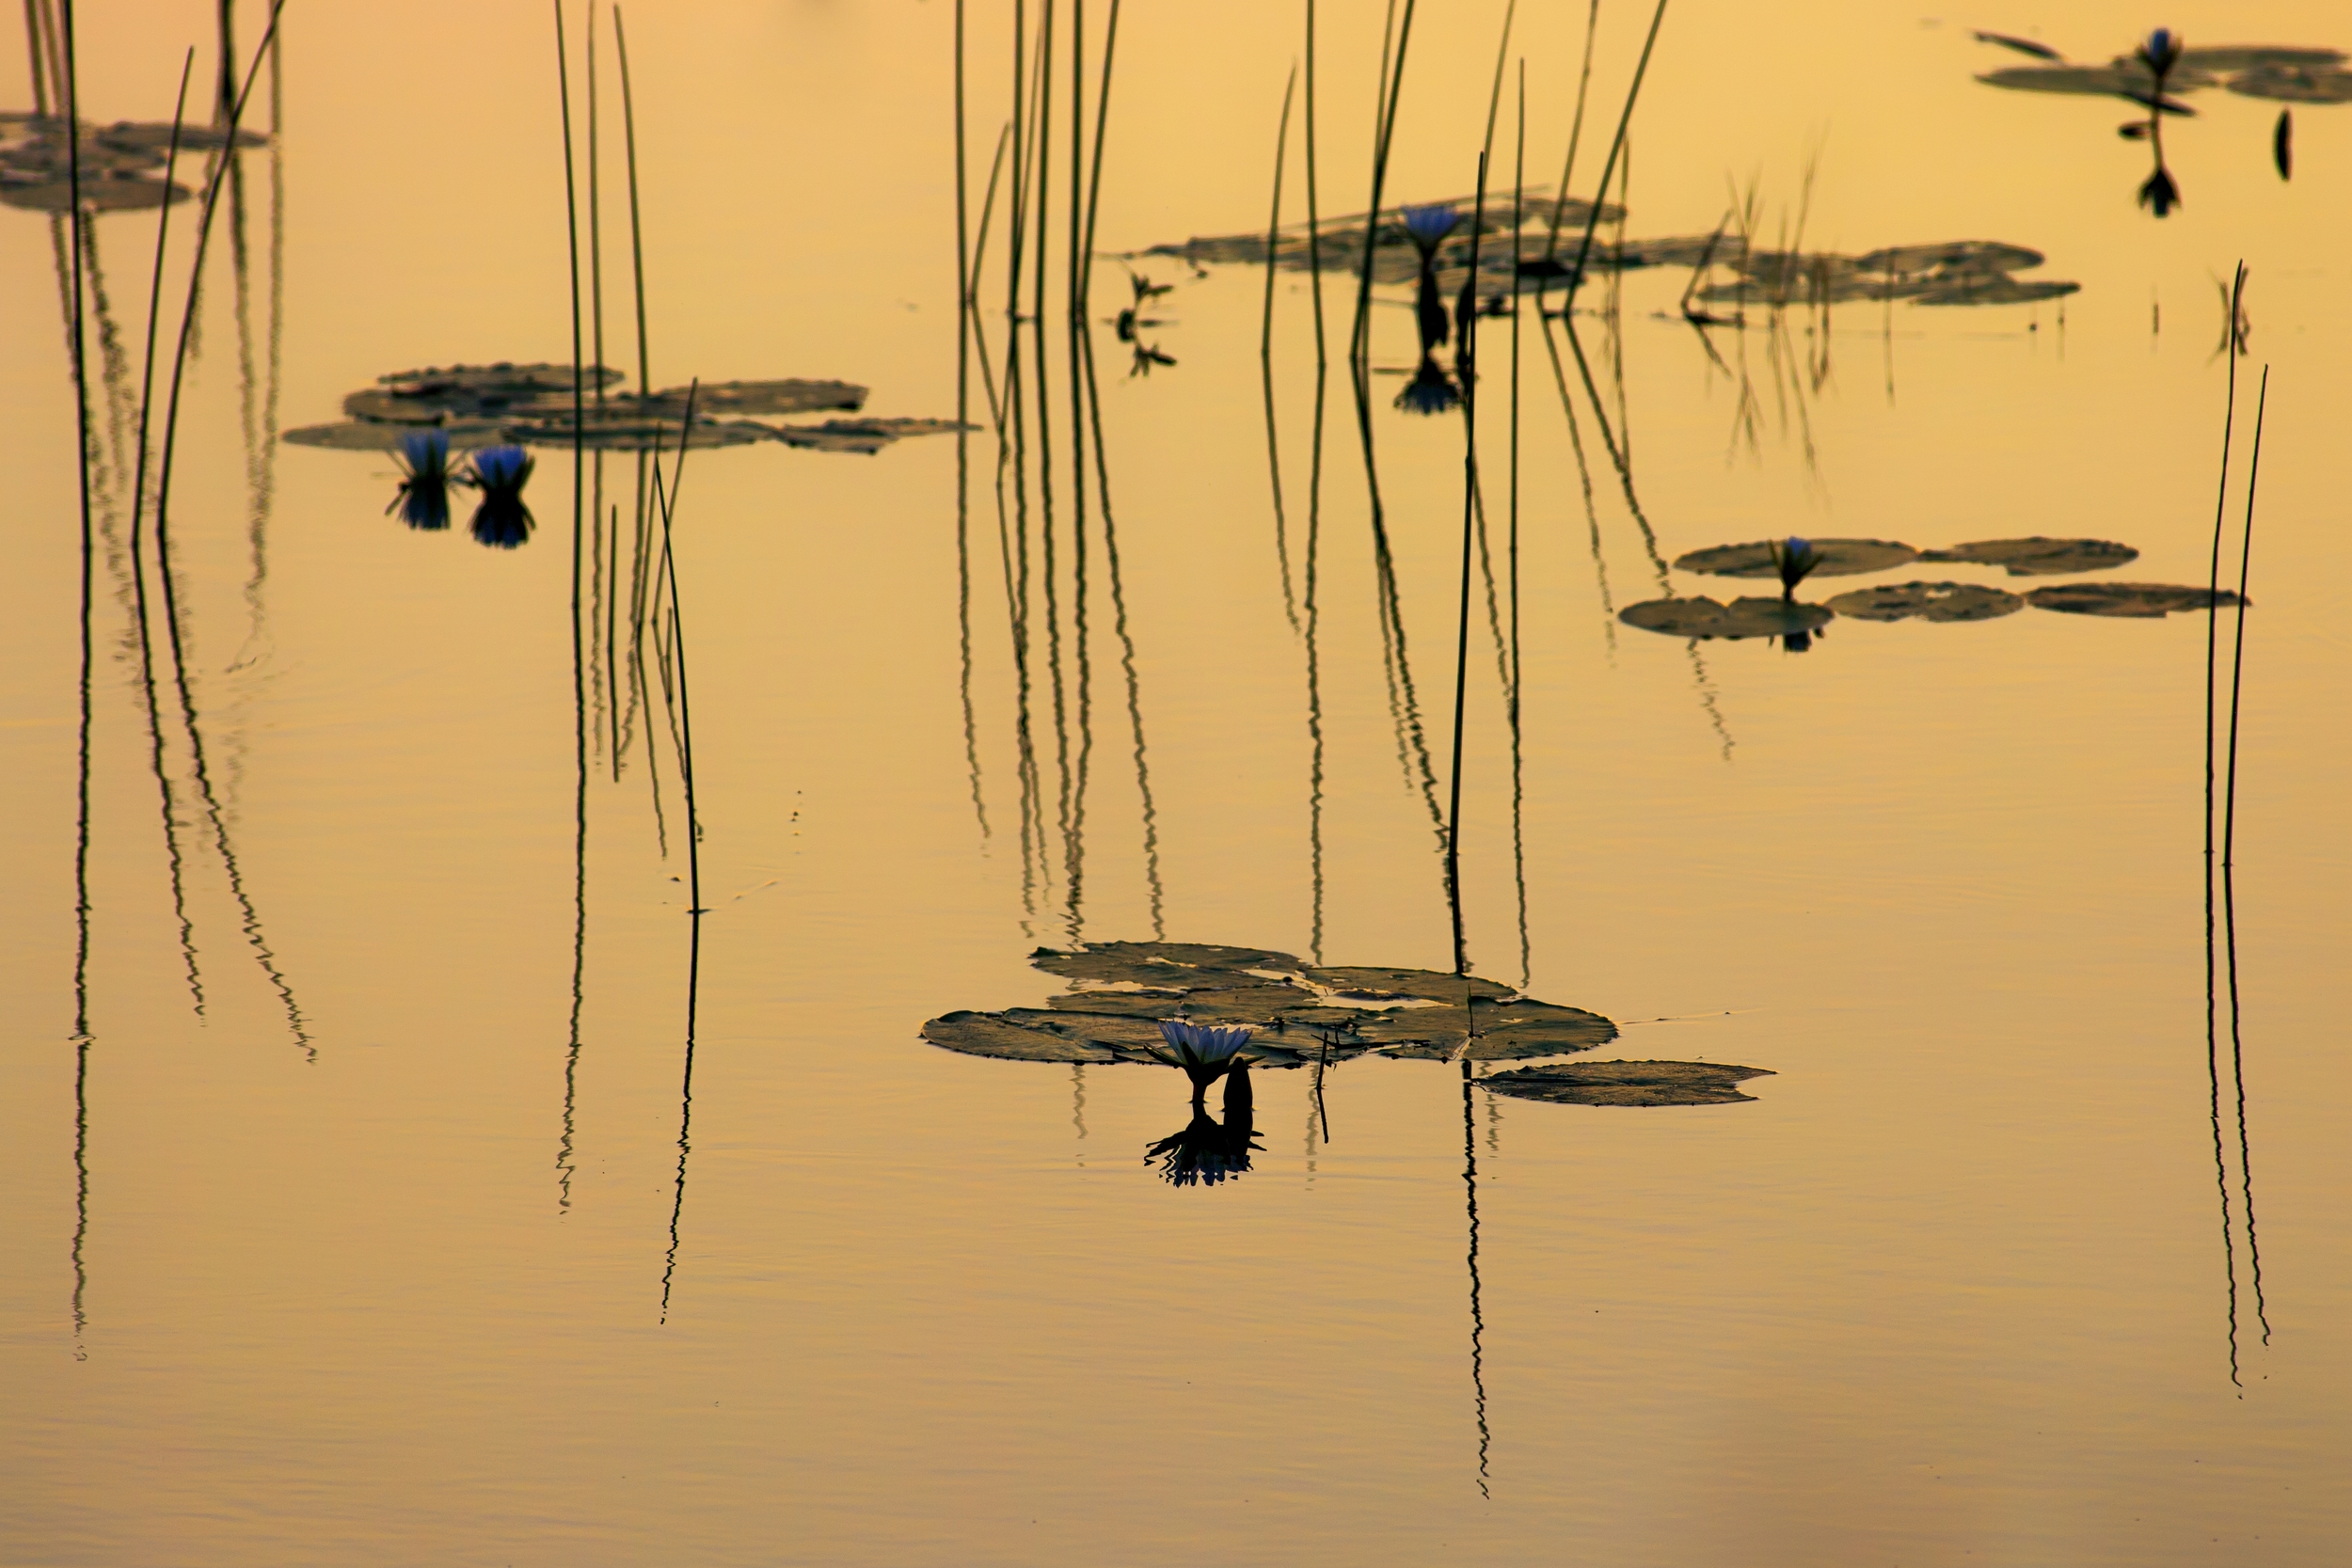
left=1825, top=581, right=2025, bottom=623
left=2026, top=582, right=2247, bottom=618
left=1675, top=539, right=1919, bottom=578
left=1917, top=537, right=2137, bottom=576
left=1480, top=1060, right=1775, bottom=1107
left=1620, top=596, right=1834, bottom=641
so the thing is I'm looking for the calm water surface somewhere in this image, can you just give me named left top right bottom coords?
left=5, top=1, right=2351, bottom=1563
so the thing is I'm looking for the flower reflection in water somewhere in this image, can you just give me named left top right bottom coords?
left=1144, top=1065, right=1264, bottom=1188
left=387, top=430, right=454, bottom=531
left=1396, top=355, right=1463, bottom=417
left=462, top=444, right=536, bottom=549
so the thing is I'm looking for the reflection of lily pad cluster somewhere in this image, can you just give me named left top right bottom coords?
left=0, top=114, right=262, bottom=213
left=1620, top=535, right=2245, bottom=642
left=921, top=942, right=1771, bottom=1118
left=1691, top=240, right=2079, bottom=310
left=283, top=362, right=964, bottom=456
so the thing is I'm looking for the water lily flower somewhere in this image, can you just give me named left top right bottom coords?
left=1151, top=1018, right=1255, bottom=1098
left=1395, top=355, right=1462, bottom=417
left=1769, top=535, right=1824, bottom=596
left=462, top=444, right=536, bottom=549
left=2137, top=27, right=2181, bottom=78
left=386, top=429, right=453, bottom=531
left=1400, top=203, right=1459, bottom=258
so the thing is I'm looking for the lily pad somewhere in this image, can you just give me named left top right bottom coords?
left=1352, top=999, right=1616, bottom=1057
left=1620, top=596, right=1835, bottom=641
left=503, top=412, right=768, bottom=451
left=1912, top=277, right=2080, bottom=306
left=1304, top=966, right=1512, bottom=1002
left=1825, top=581, right=2025, bottom=623
left=347, top=363, right=623, bottom=424
left=281, top=419, right=508, bottom=451
left=1043, top=989, right=1188, bottom=1018
left=766, top=417, right=972, bottom=454
left=2227, top=63, right=2352, bottom=103
left=94, top=119, right=269, bottom=150
left=0, top=175, right=187, bottom=213
left=1853, top=240, right=2048, bottom=277
left=1030, top=941, right=1300, bottom=988
left=921, top=1009, right=1120, bottom=1064
left=1977, top=62, right=2217, bottom=97
left=666, top=378, right=869, bottom=417
left=1674, top=538, right=1919, bottom=578
left=1917, top=537, right=2137, bottom=576
left=1479, top=1060, right=1775, bottom=1106
left=2026, top=582, right=2247, bottom=618
left=1160, top=984, right=1332, bottom=1023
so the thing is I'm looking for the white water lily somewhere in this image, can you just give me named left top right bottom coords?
left=1152, top=1019, right=1256, bottom=1096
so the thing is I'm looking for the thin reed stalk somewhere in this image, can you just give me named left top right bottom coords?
left=2201, top=261, right=2247, bottom=1386
left=1544, top=0, right=1602, bottom=261
left=1077, top=0, right=1122, bottom=304
left=1565, top=0, right=1670, bottom=304
left=2223, top=365, right=2269, bottom=1344
left=1446, top=152, right=1488, bottom=978
left=1262, top=65, right=1299, bottom=631
left=653, top=386, right=704, bottom=1323
left=1349, top=0, right=1419, bottom=367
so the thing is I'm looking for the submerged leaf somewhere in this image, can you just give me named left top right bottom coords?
left=1479, top=1060, right=1775, bottom=1107
left=1825, top=581, right=2025, bottom=623
left=2026, top=582, right=2248, bottom=617
left=1621, top=596, right=1835, bottom=641
left=1675, top=538, right=1919, bottom=578
left=1916, top=537, right=2137, bottom=576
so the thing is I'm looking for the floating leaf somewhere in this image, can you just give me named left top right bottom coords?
left=1852, top=240, right=2049, bottom=277
left=1913, top=276, right=2080, bottom=306
left=1043, top=989, right=1187, bottom=1018
left=661, top=378, right=869, bottom=417
left=1977, top=62, right=2217, bottom=97
left=2185, top=45, right=2347, bottom=73
left=281, top=419, right=507, bottom=451
left=504, top=412, right=768, bottom=451
left=1621, top=596, right=1835, bottom=641
left=1825, top=581, right=2025, bottom=623
left=0, top=175, right=187, bottom=213
left=2227, top=63, right=2352, bottom=103
left=94, top=119, right=268, bottom=150
left=766, top=417, right=972, bottom=454
left=1305, top=966, right=1513, bottom=1002
left=346, top=363, right=623, bottom=423
left=1163, top=984, right=1332, bottom=1023
left=1480, top=1060, right=1775, bottom=1106
left=1916, top=537, right=2137, bottom=576
left=1674, top=539, right=1919, bottom=578
left=920, top=1009, right=1120, bottom=1064
left=1354, top=999, right=1616, bottom=1059
left=2026, top=582, right=2247, bottom=618
left=1030, top=941, right=1301, bottom=988
left=1972, top=30, right=2063, bottom=62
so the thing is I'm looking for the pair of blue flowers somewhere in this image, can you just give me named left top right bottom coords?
left=389, top=431, right=536, bottom=548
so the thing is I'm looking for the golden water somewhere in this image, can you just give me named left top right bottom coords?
left=5, top=1, right=2350, bottom=1561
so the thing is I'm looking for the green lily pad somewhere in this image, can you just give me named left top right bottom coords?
left=2026, top=582, right=2248, bottom=618
left=2227, top=63, right=2352, bottom=102
left=1977, top=62, right=2217, bottom=97
left=1825, top=581, right=2025, bottom=623
left=1304, top=966, right=1513, bottom=1002
left=1353, top=999, right=1616, bottom=1059
left=1674, top=539, right=1920, bottom=578
left=1479, top=1060, right=1775, bottom=1106
left=281, top=419, right=509, bottom=451
left=766, top=417, right=972, bottom=454
left=503, top=412, right=768, bottom=451
left=1030, top=941, right=1301, bottom=988
left=1917, top=537, right=2137, bottom=576
left=0, top=174, right=187, bottom=212
left=1621, top=596, right=1835, bottom=641
left=921, top=1009, right=1120, bottom=1064
left=1912, top=277, right=2080, bottom=306
left=664, top=378, right=869, bottom=417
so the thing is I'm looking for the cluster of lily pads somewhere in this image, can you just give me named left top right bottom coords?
left=1621, top=534, right=2243, bottom=648
left=0, top=113, right=262, bottom=214
left=1146, top=198, right=2075, bottom=315
left=922, top=941, right=1772, bottom=1184
left=282, top=361, right=963, bottom=457
left=1975, top=37, right=2351, bottom=106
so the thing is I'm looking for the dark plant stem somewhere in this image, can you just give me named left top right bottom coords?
left=2202, top=261, right=2246, bottom=1388
left=2224, top=365, right=2269, bottom=1345
left=1263, top=65, right=1299, bottom=631
left=1447, top=153, right=1487, bottom=978
left=1349, top=0, right=1419, bottom=368
left=1078, top=0, right=1121, bottom=306
left=1565, top=0, right=1670, bottom=306
left=1544, top=0, right=1602, bottom=264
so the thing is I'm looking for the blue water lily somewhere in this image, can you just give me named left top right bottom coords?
left=1401, top=203, right=1459, bottom=257
left=387, top=429, right=453, bottom=531
left=2137, top=27, right=2181, bottom=77
left=461, top=444, right=536, bottom=549
left=1769, top=535, right=1824, bottom=597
